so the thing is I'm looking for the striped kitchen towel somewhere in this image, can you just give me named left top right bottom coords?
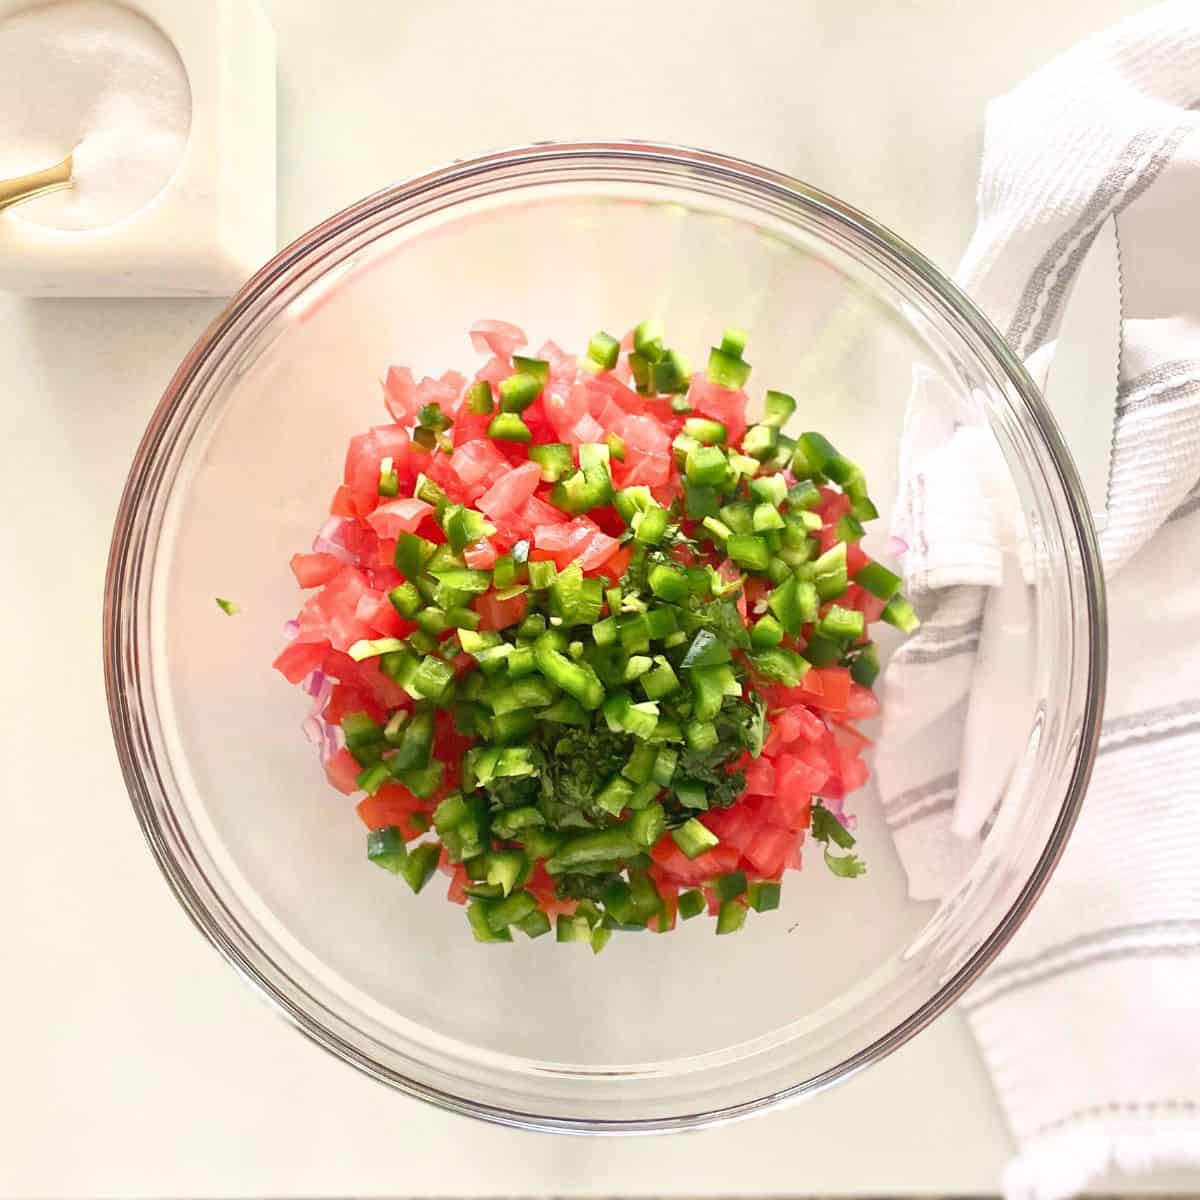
left=876, top=3, right=1200, bottom=1197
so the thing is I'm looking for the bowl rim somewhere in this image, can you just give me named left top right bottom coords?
left=104, top=138, right=1107, bottom=1134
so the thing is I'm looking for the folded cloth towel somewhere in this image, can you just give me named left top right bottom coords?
left=876, top=4, right=1200, bottom=1197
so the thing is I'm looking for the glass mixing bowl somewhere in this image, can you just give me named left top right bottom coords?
left=104, top=142, right=1105, bottom=1132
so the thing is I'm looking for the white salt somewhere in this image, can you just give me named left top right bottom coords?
left=0, top=0, right=191, bottom=231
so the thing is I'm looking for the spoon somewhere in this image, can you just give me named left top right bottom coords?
left=0, top=154, right=73, bottom=213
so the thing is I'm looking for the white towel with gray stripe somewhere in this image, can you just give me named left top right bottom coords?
left=875, top=4, right=1200, bottom=1197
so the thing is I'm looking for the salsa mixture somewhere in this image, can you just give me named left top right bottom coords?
left=273, top=320, right=918, bottom=949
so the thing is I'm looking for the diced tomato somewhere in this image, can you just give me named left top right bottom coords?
left=775, top=750, right=830, bottom=795
left=356, top=784, right=427, bottom=838
left=537, top=339, right=578, bottom=388
left=374, top=538, right=398, bottom=570
left=800, top=666, right=852, bottom=713
left=702, top=804, right=759, bottom=851
left=342, top=427, right=412, bottom=519
left=830, top=718, right=873, bottom=755
left=450, top=439, right=508, bottom=490
left=327, top=654, right=410, bottom=711
left=469, top=319, right=527, bottom=359
left=780, top=704, right=827, bottom=745
left=273, top=638, right=329, bottom=684
left=687, top=375, right=748, bottom=444
left=785, top=836, right=803, bottom=871
left=839, top=751, right=870, bottom=793
left=846, top=542, right=870, bottom=576
left=520, top=494, right=569, bottom=529
left=440, top=369, right=467, bottom=395
left=451, top=412, right=493, bottom=448
left=366, top=497, right=435, bottom=539
left=329, top=485, right=356, bottom=517
left=324, top=747, right=361, bottom=795
left=650, top=836, right=740, bottom=886
left=568, top=413, right=605, bottom=445
left=383, top=365, right=417, bottom=424
left=845, top=683, right=881, bottom=721
left=760, top=787, right=812, bottom=831
left=326, top=683, right=385, bottom=725
left=477, top=460, right=542, bottom=520
left=573, top=525, right=619, bottom=572
left=843, top=581, right=887, bottom=623
left=317, top=564, right=368, bottom=615
left=592, top=544, right=632, bottom=585
left=421, top=447, right=473, bottom=504
left=533, top=522, right=572, bottom=553
left=744, top=758, right=777, bottom=796
left=447, top=864, right=469, bottom=906
left=620, top=412, right=672, bottom=459
left=353, top=590, right=405, bottom=637
left=290, top=551, right=343, bottom=589
left=475, top=356, right=510, bottom=386
left=475, top=590, right=528, bottom=631
left=543, top=384, right=589, bottom=437
left=463, top=539, right=498, bottom=569
left=817, top=489, right=851, bottom=526
left=743, top=825, right=793, bottom=877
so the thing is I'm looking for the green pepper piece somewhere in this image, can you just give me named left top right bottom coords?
left=366, top=827, right=407, bottom=874
left=671, top=818, right=719, bottom=860
left=716, top=898, right=748, bottom=935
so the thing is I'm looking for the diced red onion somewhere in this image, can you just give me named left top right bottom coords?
left=312, top=516, right=355, bottom=562
left=282, top=619, right=300, bottom=642
left=884, top=535, right=909, bottom=558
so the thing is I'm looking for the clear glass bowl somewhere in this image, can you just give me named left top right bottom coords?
left=104, top=142, right=1105, bottom=1132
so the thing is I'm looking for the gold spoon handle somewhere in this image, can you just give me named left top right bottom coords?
left=0, top=154, right=73, bottom=213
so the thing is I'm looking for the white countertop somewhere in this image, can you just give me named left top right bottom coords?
left=2, top=1, right=1185, bottom=1196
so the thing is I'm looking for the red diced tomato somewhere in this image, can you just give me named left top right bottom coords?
left=330, top=485, right=356, bottom=517
left=687, top=375, right=748, bottom=444
left=543, top=384, right=590, bottom=437
left=383, top=365, right=417, bottom=423
left=845, top=542, right=870, bottom=575
left=744, top=758, right=777, bottom=796
left=845, top=683, right=880, bottom=721
left=775, top=751, right=830, bottom=795
left=469, top=319, right=527, bottom=358
left=356, top=784, right=426, bottom=838
left=475, top=590, right=528, bottom=631
left=324, top=747, right=361, bottom=795
left=446, top=864, right=469, bottom=906
left=839, top=752, right=870, bottom=793
left=326, top=684, right=385, bottom=725
left=800, top=667, right=852, bottom=713
left=830, top=718, right=873, bottom=755
left=450, top=439, right=508, bottom=489
left=818, top=489, right=851, bottom=525
left=475, top=355, right=510, bottom=386
left=477, top=460, right=542, bottom=520
left=353, top=590, right=404, bottom=637
left=290, top=552, right=343, bottom=589
left=463, top=539, right=498, bottom=569
left=744, top=825, right=793, bottom=876
left=760, top=788, right=812, bottom=831
left=366, top=497, right=435, bottom=539
left=273, top=639, right=329, bottom=684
